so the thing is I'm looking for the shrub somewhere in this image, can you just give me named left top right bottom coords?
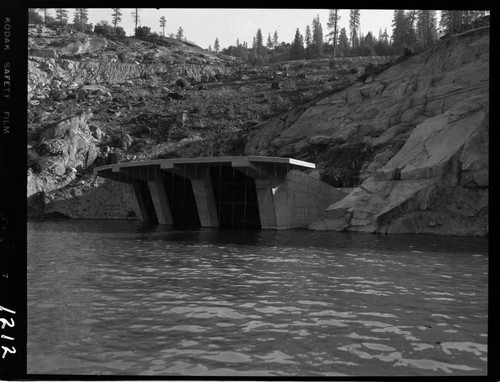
left=115, top=26, right=126, bottom=37
left=135, top=26, right=151, bottom=39
left=94, top=22, right=125, bottom=37
left=94, top=23, right=114, bottom=36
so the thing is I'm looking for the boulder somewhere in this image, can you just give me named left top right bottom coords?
left=119, top=133, right=134, bottom=149
left=39, top=112, right=99, bottom=171
left=89, top=125, right=103, bottom=140
left=176, top=77, right=190, bottom=88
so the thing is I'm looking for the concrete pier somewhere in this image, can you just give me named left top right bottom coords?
left=94, top=156, right=346, bottom=229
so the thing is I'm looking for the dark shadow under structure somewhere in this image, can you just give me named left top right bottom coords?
left=210, top=166, right=261, bottom=229
left=163, top=172, right=201, bottom=229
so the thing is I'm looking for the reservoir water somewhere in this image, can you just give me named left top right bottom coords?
left=27, top=219, right=488, bottom=376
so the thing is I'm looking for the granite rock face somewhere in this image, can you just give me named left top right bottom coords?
left=245, top=27, right=489, bottom=236
left=38, top=112, right=99, bottom=170
left=306, top=29, right=489, bottom=236
left=27, top=112, right=102, bottom=216
left=246, top=28, right=488, bottom=160
left=310, top=97, right=489, bottom=236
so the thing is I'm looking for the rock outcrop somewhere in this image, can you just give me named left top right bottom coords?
left=246, top=27, right=489, bottom=236
left=27, top=25, right=240, bottom=102
left=310, top=94, right=488, bottom=236
left=27, top=112, right=101, bottom=216
left=38, top=112, right=99, bottom=169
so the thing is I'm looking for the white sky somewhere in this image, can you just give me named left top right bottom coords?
left=48, top=8, right=397, bottom=49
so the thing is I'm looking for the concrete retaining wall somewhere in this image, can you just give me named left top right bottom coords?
left=273, top=170, right=347, bottom=229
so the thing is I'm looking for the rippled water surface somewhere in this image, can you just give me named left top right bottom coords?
left=27, top=220, right=488, bottom=376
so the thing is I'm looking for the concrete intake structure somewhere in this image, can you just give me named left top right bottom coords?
left=93, top=156, right=346, bottom=230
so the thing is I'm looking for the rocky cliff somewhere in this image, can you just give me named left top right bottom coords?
left=27, top=24, right=241, bottom=216
left=27, top=23, right=489, bottom=236
left=28, top=23, right=390, bottom=219
left=245, top=27, right=489, bottom=236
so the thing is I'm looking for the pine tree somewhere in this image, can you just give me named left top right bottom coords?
left=131, top=8, right=141, bottom=32
left=236, top=38, right=240, bottom=46
left=440, top=10, right=472, bottom=34
left=391, top=9, right=407, bottom=52
left=290, top=28, right=305, bottom=60
left=375, top=27, right=391, bottom=56
left=267, top=33, right=273, bottom=48
left=111, top=8, right=122, bottom=34
left=416, top=10, right=437, bottom=48
left=214, top=37, right=220, bottom=52
left=255, top=28, right=263, bottom=50
left=273, top=30, right=279, bottom=47
left=208, top=45, right=212, bottom=52
left=73, top=10, right=80, bottom=29
left=55, top=8, right=69, bottom=25
left=383, top=28, right=389, bottom=44
left=73, top=8, right=88, bottom=31
left=406, top=10, right=418, bottom=49
left=159, top=16, right=166, bottom=37
left=305, top=25, right=311, bottom=47
left=349, top=9, right=360, bottom=51
left=311, top=14, right=324, bottom=58
left=176, top=26, right=184, bottom=40
left=338, top=27, right=349, bottom=57
left=327, top=9, right=340, bottom=58
left=361, top=31, right=375, bottom=55
left=80, top=8, right=89, bottom=28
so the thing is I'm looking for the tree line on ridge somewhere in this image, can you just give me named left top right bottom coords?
left=28, top=8, right=490, bottom=64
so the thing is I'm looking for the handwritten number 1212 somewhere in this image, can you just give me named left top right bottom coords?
left=0, top=306, right=16, bottom=359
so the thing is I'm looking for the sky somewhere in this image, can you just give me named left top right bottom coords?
left=44, top=8, right=396, bottom=50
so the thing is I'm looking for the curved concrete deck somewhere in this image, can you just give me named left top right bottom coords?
left=94, top=156, right=346, bottom=229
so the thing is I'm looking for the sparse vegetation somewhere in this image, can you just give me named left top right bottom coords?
left=28, top=149, right=47, bottom=173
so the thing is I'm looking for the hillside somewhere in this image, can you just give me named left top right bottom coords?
left=245, top=27, right=489, bottom=236
left=27, top=23, right=489, bottom=236
left=27, top=23, right=393, bottom=216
